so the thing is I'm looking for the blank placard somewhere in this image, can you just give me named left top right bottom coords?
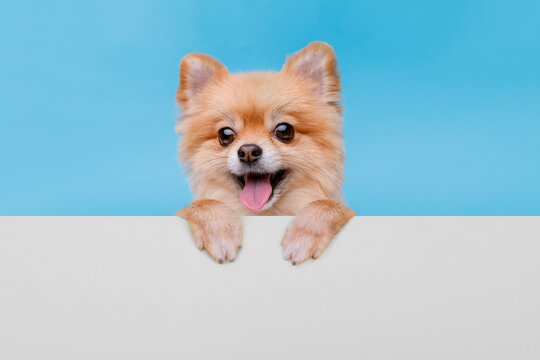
left=1, top=217, right=539, bottom=359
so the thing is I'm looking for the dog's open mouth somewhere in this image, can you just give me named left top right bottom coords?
left=236, top=169, right=286, bottom=211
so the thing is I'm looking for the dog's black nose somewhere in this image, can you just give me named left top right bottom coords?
left=237, top=144, right=263, bottom=164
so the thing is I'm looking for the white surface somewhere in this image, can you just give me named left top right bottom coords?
left=0, top=216, right=539, bottom=359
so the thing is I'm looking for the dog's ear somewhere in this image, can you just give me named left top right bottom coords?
left=282, top=41, right=340, bottom=104
left=177, top=53, right=228, bottom=108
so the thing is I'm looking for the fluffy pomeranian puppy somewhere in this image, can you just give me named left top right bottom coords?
left=175, top=41, right=355, bottom=264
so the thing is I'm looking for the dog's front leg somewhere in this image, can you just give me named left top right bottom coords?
left=176, top=199, right=242, bottom=263
left=282, top=200, right=355, bottom=265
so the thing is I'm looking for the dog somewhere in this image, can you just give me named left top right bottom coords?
left=175, top=41, right=355, bottom=264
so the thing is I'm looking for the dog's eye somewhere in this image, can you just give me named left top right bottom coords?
left=274, top=123, right=294, bottom=143
left=218, top=127, right=235, bottom=146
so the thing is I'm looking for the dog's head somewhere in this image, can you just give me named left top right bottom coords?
left=176, top=42, right=345, bottom=214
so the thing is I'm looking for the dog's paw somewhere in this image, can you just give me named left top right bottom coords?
left=189, top=215, right=242, bottom=264
left=198, top=230, right=241, bottom=264
left=281, top=200, right=355, bottom=265
left=282, top=223, right=330, bottom=265
left=177, top=200, right=242, bottom=264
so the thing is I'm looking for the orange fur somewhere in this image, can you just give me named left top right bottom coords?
left=175, top=42, right=355, bottom=264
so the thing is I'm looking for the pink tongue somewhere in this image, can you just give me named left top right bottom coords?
left=240, top=174, right=272, bottom=211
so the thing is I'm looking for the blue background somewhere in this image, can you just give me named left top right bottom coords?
left=1, top=0, right=539, bottom=215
